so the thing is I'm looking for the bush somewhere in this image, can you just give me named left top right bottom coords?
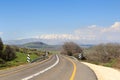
left=0, top=58, right=5, bottom=64
left=2, top=45, right=16, bottom=61
left=12, top=46, right=20, bottom=52
left=0, top=38, right=3, bottom=57
left=61, top=42, right=83, bottom=56
left=0, top=38, right=3, bottom=51
left=85, top=43, right=120, bottom=63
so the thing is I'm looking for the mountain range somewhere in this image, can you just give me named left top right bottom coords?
left=4, top=38, right=93, bottom=49
left=4, top=38, right=64, bottom=45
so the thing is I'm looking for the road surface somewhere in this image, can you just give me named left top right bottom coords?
left=0, top=55, right=97, bottom=80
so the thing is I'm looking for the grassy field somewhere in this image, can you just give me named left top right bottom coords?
left=0, top=52, right=39, bottom=69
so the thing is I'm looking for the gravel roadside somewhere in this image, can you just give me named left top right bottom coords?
left=82, top=62, right=120, bottom=80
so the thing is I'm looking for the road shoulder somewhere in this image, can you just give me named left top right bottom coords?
left=82, top=62, right=120, bottom=80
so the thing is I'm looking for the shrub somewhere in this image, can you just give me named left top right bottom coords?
left=85, top=43, right=120, bottom=63
left=61, top=42, right=83, bottom=56
left=0, top=58, right=5, bottom=64
left=0, top=38, right=3, bottom=57
left=2, top=45, right=16, bottom=61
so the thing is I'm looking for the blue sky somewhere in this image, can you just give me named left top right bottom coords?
left=0, top=0, right=120, bottom=44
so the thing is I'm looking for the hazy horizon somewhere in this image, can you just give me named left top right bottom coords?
left=1, top=0, right=120, bottom=44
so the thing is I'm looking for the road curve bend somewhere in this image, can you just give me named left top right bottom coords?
left=0, top=54, right=97, bottom=80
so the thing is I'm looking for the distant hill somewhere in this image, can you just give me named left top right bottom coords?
left=22, top=42, right=48, bottom=48
left=4, top=38, right=94, bottom=51
left=4, top=38, right=43, bottom=45
left=80, top=44, right=94, bottom=48
left=19, top=42, right=62, bottom=51
left=4, top=38, right=95, bottom=47
left=4, top=38, right=63, bottom=45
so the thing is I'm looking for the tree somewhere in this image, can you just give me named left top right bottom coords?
left=0, top=38, right=4, bottom=57
left=61, top=42, right=83, bottom=56
left=3, top=45, right=16, bottom=61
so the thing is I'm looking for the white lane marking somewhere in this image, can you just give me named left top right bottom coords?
left=22, top=55, right=59, bottom=80
left=70, top=56, right=78, bottom=61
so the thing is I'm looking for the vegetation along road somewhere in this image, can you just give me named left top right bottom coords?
left=0, top=54, right=97, bottom=80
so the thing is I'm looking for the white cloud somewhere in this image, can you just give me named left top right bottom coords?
left=35, top=22, right=120, bottom=44
left=102, top=22, right=120, bottom=32
left=74, top=25, right=103, bottom=40
left=111, top=22, right=120, bottom=29
left=0, top=32, right=3, bottom=35
left=75, top=22, right=120, bottom=43
left=36, top=34, right=79, bottom=40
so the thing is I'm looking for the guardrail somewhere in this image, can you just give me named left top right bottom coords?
left=31, top=56, right=49, bottom=63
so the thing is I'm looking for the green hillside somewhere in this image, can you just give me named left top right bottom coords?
left=21, top=42, right=62, bottom=51
left=22, top=42, right=48, bottom=48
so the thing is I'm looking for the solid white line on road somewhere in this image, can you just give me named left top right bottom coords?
left=70, top=56, right=78, bottom=61
left=22, top=55, right=59, bottom=80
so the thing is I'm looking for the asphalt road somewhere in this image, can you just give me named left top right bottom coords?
left=0, top=55, right=97, bottom=80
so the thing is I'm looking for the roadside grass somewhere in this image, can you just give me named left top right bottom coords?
left=49, top=51, right=60, bottom=54
left=82, top=58, right=120, bottom=70
left=0, top=52, right=39, bottom=69
left=102, top=59, right=117, bottom=67
left=83, top=58, right=117, bottom=67
left=114, top=58, right=120, bottom=69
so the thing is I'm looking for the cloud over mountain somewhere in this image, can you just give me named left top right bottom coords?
left=34, top=22, right=120, bottom=44
left=5, top=22, right=120, bottom=45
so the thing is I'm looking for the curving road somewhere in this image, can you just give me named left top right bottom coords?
left=0, top=55, right=97, bottom=80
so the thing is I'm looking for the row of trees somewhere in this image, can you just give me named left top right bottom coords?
left=84, top=43, right=120, bottom=63
left=61, top=42, right=120, bottom=65
left=0, top=38, right=16, bottom=63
